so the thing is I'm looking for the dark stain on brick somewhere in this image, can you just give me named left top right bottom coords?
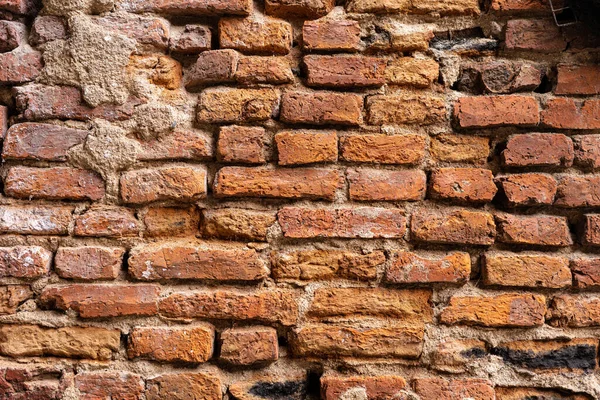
left=491, top=344, right=597, bottom=370
left=248, top=380, right=307, bottom=399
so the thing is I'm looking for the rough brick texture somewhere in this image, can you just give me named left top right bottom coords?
left=1, top=0, right=599, bottom=397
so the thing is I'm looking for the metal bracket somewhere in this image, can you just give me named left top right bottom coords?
left=549, top=0, right=578, bottom=27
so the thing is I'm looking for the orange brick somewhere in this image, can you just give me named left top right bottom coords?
left=454, top=95, right=540, bottom=128
left=430, top=168, right=497, bottom=203
left=128, top=325, right=214, bottom=363
left=497, top=173, right=557, bottom=206
left=40, top=284, right=159, bottom=318
left=159, top=290, right=299, bottom=326
left=235, top=56, right=294, bottom=85
left=220, top=326, right=278, bottom=365
left=347, top=168, right=426, bottom=201
left=266, top=0, right=335, bottom=18
left=340, top=134, right=426, bottom=165
left=219, top=16, right=292, bottom=55
left=217, top=125, right=268, bottom=164
left=55, top=247, right=124, bottom=281
left=197, top=88, right=280, bottom=123
left=321, top=375, right=407, bottom=400
left=146, top=373, right=222, bottom=400
left=143, top=206, right=199, bottom=237
left=548, top=294, right=600, bottom=328
left=202, top=208, right=276, bottom=241
left=214, top=167, right=342, bottom=200
left=386, top=251, right=471, bottom=284
left=440, top=293, right=546, bottom=327
left=411, top=208, right=496, bottom=245
left=0, top=285, right=32, bottom=315
left=495, top=214, right=572, bottom=247
left=572, top=257, right=600, bottom=289
left=367, top=93, right=445, bottom=125
left=75, top=372, right=144, bottom=400
left=4, top=166, right=104, bottom=201
left=304, top=55, right=387, bottom=88
left=278, top=207, right=407, bottom=238
left=414, top=378, right=494, bottom=400
left=303, top=20, right=361, bottom=52
left=280, top=91, right=363, bottom=126
left=74, top=206, right=140, bottom=238
left=128, top=242, right=266, bottom=281
left=483, top=253, right=571, bottom=288
left=275, top=130, right=338, bottom=165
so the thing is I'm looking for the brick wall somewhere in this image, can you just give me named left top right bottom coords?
left=0, top=0, right=599, bottom=398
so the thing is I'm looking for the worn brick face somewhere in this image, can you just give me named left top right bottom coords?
left=3, top=0, right=600, bottom=394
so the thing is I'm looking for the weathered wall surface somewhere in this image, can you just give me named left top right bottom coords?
left=0, top=0, right=599, bottom=398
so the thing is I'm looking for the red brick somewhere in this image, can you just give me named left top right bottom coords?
left=385, top=57, right=439, bottom=88
left=583, top=214, right=600, bottom=246
left=548, top=294, right=600, bottom=328
left=0, top=49, right=42, bottom=84
left=321, top=375, right=407, bottom=400
left=14, top=84, right=141, bottom=122
left=308, top=287, right=432, bottom=320
left=497, top=173, right=557, bottom=206
left=505, top=19, right=566, bottom=52
left=214, top=167, right=342, bottom=200
left=4, top=167, right=105, bottom=201
left=75, top=372, right=144, bottom=400
left=340, top=134, right=426, bottom=165
left=0, top=246, right=51, bottom=279
left=0, top=366, right=65, bottom=399
left=0, top=0, right=38, bottom=14
left=128, top=325, right=214, bottom=363
left=0, top=21, right=25, bottom=52
left=483, top=253, right=571, bottom=288
left=40, top=284, right=159, bottom=318
left=220, top=326, right=278, bottom=365
left=266, top=0, right=335, bottom=18
left=411, top=208, right=496, bottom=245
left=30, top=16, right=68, bottom=46
left=292, top=323, right=424, bottom=358
left=94, top=13, right=170, bottom=50
left=0, top=205, right=72, bottom=235
left=120, top=166, right=207, bottom=204
left=304, top=55, right=387, bottom=88
left=159, top=290, right=299, bottom=326
left=440, top=293, right=546, bottom=327
left=143, top=206, right=199, bottom=237
left=219, top=16, right=292, bottom=55
left=272, top=249, right=384, bottom=281
left=430, top=168, right=497, bottom=203
left=303, top=20, right=361, bottom=52
left=170, top=24, right=211, bottom=53
left=120, top=0, right=252, bottom=15
left=573, top=135, right=600, bottom=169
left=367, top=93, right=445, bottom=125
left=74, top=206, right=140, bottom=237
left=235, top=56, right=294, bottom=85
left=279, top=207, right=407, bottom=238
left=414, top=378, right=495, bottom=400
left=0, top=324, right=120, bottom=360
left=555, top=176, right=600, bottom=207
left=502, top=133, right=574, bottom=167
left=197, top=88, right=280, bottom=123
left=184, top=49, right=239, bottom=88
left=55, top=247, right=124, bottom=281
left=128, top=242, right=266, bottom=281
left=202, top=208, right=276, bottom=241
left=556, top=64, right=600, bottom=95
left=454, top=95, right=540, bottom=128
left=542, top=98, right=600, bottom=130
left=137, top=130, right=213, bottom=161
left=217, top=125, right=268, bottom=164
left=280, top=91, right=363, bottom=125
left=146, top=373, right=222, bottom=400
left=347, top=168, right=426, bottom=201
left=572, top=257, right=600, bottom=288
left=386, top=251, right=471, bottom=284
left=496, top=214, right=572, bottom=247
left=275, top=130, right=338, bottom=165
left=2, top=123, right=89, bottom=162
left=0, top=285, right=32, bottom=315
